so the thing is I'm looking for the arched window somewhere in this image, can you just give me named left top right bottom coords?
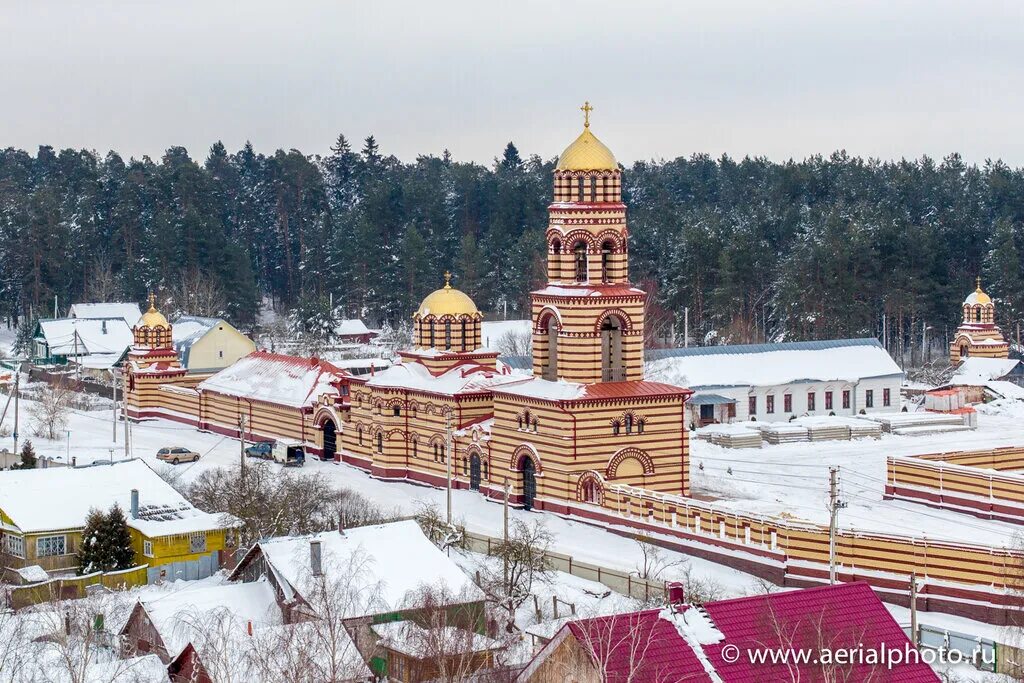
left=975, top=306, right=982, bottom=323
left=517, top=414, right=523, bottom=430
left=601, top=315, right=625, bottom=382
left=428, top=320, right=436, bottom=348
left=433, top=443, right=439, bottom=461
left=574, top=242, right=588, bottom=282
left=552, top=239, right=561, bottom=255
left=532, top=418, right=538, bottom=433
left=625, top=413, right=633, bottom=434
left=444, top=320, right=452, bottom=350
left=582, top=478, right=599, bottom=503
left=590, top=175, right=597, bottom=201
left=637, top=419, right=645, bottom=434
left=612, top=420, right=620, bottom=436
left=601, top=240, right=614, bottom=283
left=483, top=459, right=489, bottom=479
left=577, top=176, right=585, bottom=201
left=412, top=438, right=418, bottom=459
left=376, top=433, right=383, bottom=454
left=393, top=405, right=401, bottom=417
left=358, top=425, right=364, bottom=446
left=461, top=319, right=468, bottom=351
left=543, top=315, right=558, bottom=381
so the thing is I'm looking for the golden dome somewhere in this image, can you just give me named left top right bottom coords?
left=138, top=292, right=170, bottom=328
left=556, top=127, right=618, bottom=172
left=964, top=277, right=992, bottom=306
left=416, top=272, right=480, bottom=318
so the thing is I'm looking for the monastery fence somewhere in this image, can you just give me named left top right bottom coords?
left=886, top=455, right=1024, bottom=523
left=462, top=531, right=667, bottom=604
left=911, top=446, right=1024, bottom=471
left=8, top=564, right=149, bottom=610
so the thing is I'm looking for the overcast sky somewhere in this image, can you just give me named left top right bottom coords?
left=3, top=0, right=1023, bottom=166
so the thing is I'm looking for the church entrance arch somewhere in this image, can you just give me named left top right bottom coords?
left=321, top=418, right=338, bottom=461
left=470, top=454, right=482, bottom=491
left=522, top=457, right=537, bottom=510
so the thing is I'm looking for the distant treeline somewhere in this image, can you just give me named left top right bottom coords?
left=1, top=137, right=1022, bottom=353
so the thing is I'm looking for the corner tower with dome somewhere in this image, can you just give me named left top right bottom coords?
left=950, top=278, right=1010, bottom=363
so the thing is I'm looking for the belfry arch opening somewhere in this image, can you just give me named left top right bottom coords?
left=542, top=314, right=558, bottom=381
left=601, top=315, right=625, bottom=382
left=573, top=242, right=588, bottom=282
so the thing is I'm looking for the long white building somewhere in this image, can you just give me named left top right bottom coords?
left=646, top=338, right=904, bottom=426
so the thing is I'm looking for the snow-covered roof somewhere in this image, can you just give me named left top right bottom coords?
left=139, top=579, right=280, bottom=657
left=366, top=359, right=522, bottom=397
left=36, top=318, right=133, bottom=356
left=372, top=621, right=504, bottom=658
left=68, top=302, right=142, bottom=324
left=248, top=520, right=483, bottom=616
left=952, top=357, right=1020, bottom=383
left=73, top=352, right=125, bottom=370
left=492, top=377, right=586, bottom=401
left=14, top=565, right=48, bottom=583
left=334, top=319, right=371, bottom=337
left=197, top=351, right=346, bottom=408
left=646, top=338, right=903, bottom=389
left=984, top=381, right=1024, bottom=401
left=0, top=459, right=235, bottom=536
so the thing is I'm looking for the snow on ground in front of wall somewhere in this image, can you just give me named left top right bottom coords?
left=0, top=324, right=16, bottom=357
left=691, top=405, right=1024, bottom=546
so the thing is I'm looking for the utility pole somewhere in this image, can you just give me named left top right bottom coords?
left=503, top=477, right=510, bottom=591
left=909, top=572, right=919, bottom=646
left=684, top=307, right=689, bottom=348
left=13, top=372, right=19, bottom=457
left=828, top=467, right=846, bottom=585
left=445, top=409, right=453, bottom=526
left=73, top=330, right=80, bottom=382
left=239, top=413, right=247, bottom=479
left=123, top=372, right=130, bottom=459
left=111, top=369, right=117, bottom=444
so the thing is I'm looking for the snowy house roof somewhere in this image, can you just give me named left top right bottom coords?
left=36, top=318, right=133, bottom=357
left=372, top=621, right=504, bottom=658
left=235, top=520, right=483, bottom=616
left=197, top=351, right=347, bottom=408
left=952, top=357, right=1020, bottom=384
left=523, top=583, right=937, bottom=683
left=366, top=359, right=522, bottom=397
left=646, top=338, right=903, bottom=389
left=0, top=459, right=235, bottom=536
left=68, top=302, right=142, bottom=324
left=134, top=579, right=280, bottom=658
left=334, top=319, right=372, bottom=337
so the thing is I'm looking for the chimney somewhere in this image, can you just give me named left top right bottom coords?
left=130, top=489, right=139, bottom=519
left=310, top=539, right=322, bottom=577
left=667, top=581, right=685, bottom=606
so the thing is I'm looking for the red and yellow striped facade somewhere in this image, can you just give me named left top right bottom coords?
left=949, top=279, right=1009, bottom=362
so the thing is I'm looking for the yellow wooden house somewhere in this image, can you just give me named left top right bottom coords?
left=0, top=459, right=238, bottom=584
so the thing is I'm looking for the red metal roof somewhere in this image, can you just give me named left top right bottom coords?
left=576, top=381, right=692, bottom=402
left=703, top=582, right=938, bottom=682
left=537, top=583, right=937, bottom=682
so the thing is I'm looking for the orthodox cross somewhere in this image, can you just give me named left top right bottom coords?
left=580, top=101, right=593, bottom=128
left=444, top=270, right=452, bottom=288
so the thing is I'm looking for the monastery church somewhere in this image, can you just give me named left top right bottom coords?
left=949, top=278, right=1010, bottom=363
left=125, top=106, right=692, bottom=511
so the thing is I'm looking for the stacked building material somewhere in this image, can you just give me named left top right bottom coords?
left=758, top=423, right=810, bottom=445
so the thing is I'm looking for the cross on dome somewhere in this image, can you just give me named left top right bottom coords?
left=444, top=271, right=452, bottom=289
left=580, top=101, right=593, bottom=128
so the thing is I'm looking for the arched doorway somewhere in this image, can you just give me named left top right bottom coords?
left=470, top=454, right=482, bottom=491
left=321, top=419, right=337, bottom=461
left=522, top=457, right=537, bottom=510
left=601, top=315, right=624, bottom=382
left=961, top=343, right=970, bottom=358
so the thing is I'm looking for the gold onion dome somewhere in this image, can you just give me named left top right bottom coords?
left=555, top=101, right=618, bottom=172
left=964, top=277, right=992, bottom=306
left=416, top=272, right=480, bottom=318
left=139, top=292, right=170, bottom=328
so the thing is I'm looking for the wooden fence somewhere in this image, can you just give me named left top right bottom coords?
left=8, top=565, right=149, bottom=610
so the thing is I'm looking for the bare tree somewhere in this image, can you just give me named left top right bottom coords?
left=552, top=609, right=670, bottom=683
left=633, top=538, right=683, bottom=581
left=494, top=329, right=532, bottom=356
left=163, top=268, right=227, bottom=318
left=82, top=256, right=120, bottom=304
left=415, top=501, right=464, bottom=551
left=184, top=462, right=398, bottom=546
left=30, top=377, right=74, bottom=440
left=476, top=519, right=554, bottom=625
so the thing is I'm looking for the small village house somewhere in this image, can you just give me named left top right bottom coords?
left=228, top=519, right=489, bottom=680
left=334, top=319, right=378, bottom=344
left=32, top=317, right=133, bottom=370
left=0, top=459, right=238, bottom=583
left=517, top=582, right=938, bottom=682
left=647, top=338, right=904, bottom=427
left=68, top=302, right=142, bottom=325
left=172, top=316, right=256, bottom=373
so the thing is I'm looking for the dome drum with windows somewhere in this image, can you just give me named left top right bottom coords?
left=413, top=272, right=483, bottom=353
left=134, top=293, right=172, bottom=348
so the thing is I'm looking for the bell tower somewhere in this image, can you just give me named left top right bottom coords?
left=531, top=103, right=646, bottom=384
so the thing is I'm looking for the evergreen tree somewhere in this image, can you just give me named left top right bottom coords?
left=102, top=504, right=135, bottom=571
left=15, top=440, right=37, bottom=470
left=77, top=508, right=106, bottom=575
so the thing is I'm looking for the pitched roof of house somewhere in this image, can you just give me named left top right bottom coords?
left=646, top=338, right=903, bottom=389
left=524, top=583, right=937, bottom=683
left=68, top=302, right=142, bottom=324
left=232, top=520, right=484, bottom=617
left=136, top=579, right=280, bottom=657
left=172, top=316, right=252, bottom=367
left=334, top=319, right=372, bottom=337
left=951, top=357, right=1020, bottom=384
left=366, top=359, right=522, bottom=397
left=36, top=318, right=134, bottom=356
left=196, top=351, right=346, bottom=408
left=0, top=459, right=234, bottom=536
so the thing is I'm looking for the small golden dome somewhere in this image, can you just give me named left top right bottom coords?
left=138, top=292, right=170, bottom=328
left=416, top=272, right=480, bottom=318
left=964, top=277, right=992, bottom=306
left=556, top=127, right=618, bottom=172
